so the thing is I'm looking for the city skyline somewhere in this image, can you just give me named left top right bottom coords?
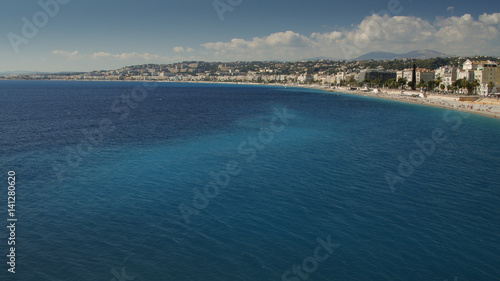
left=1, top=0, right=499, bottom=72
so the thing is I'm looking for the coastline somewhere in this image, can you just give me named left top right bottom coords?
left=193, top=81, right=500, bottom=120
left=3, top=79, right=500, bottom=120
left=323, top=86, right=500, bottom=120
left=217, top=81, right=500, bottom=120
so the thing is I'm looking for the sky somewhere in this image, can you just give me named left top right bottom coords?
left=1, top=0, right=499, bottom=72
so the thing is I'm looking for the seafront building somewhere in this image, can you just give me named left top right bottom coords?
left=297, top=73, right=313, bottom=83
left=435, top=66, right=457, bottom=88
left=473, top=61, right=500, bottom=96
left=396, top=68, right=435, bottom=85
left=355, top=68, right=397, bottom=83
left=335, top=72, right=349, bottom=85
left=457, top=68, right=475, bottom=82
left=3, top=57, right=499, bottom=95
left=454, top=59, right=500, bottom=96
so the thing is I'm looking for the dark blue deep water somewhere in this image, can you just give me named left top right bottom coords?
left=1, top=80, right=500, bottom=281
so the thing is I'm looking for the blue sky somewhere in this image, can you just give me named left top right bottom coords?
left=1, top=0, right=499, bottom=72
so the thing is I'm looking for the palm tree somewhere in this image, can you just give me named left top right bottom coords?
left=436, top=77, right=442, bottom=86
left=398, top=77, right=407, bottom=90
left=465, top=80, right=476, bottom=95
left=454, top=78, right=470, bottom=94
left=426, top=80, right=438, bottom=91
left=471, top=79, right=480, bottom=95
left=448, top=84, right=459, bottom=94
left=348, top=76, right=357, bottom=87
left=488, top=81, right=495, bottom=96
left=387, top=78, right=398, bottom=89
left=362, top=79, right=372, bottom=87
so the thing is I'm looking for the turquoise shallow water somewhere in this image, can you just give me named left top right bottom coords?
left=1, top=81, right=500, bottom=280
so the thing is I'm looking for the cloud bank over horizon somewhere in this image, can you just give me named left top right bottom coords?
left=200, top=13, right=500, bottom=61
left=49, top=12, right=500, bottom=69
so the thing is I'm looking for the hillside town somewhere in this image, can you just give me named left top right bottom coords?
left=3, top=56, right=500, bottom=97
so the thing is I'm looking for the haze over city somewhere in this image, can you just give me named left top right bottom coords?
left=1, top=0, right=499, bottom=72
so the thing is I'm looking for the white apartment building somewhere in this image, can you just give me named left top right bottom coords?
left=435, top=66, right=457, bottom=87
left=335, top=72, right=347, bottom=85
left=454, top=59, right=500, bottom=96
left=474, top=62, right=500, bottom=96
left=396, top=68, right=435, bottom=85
left=297, top=73, right=313, bottom=83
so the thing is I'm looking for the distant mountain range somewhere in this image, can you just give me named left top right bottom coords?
left=0, top=71, right=48, bottom=76
left=0, top=71, right=83, bottom=76
left=300, top=56, right=334, bottom=61
left=0, top=50, right=453, bottom=75
left=299, top=50, right=449, bottom=62
left=355, top=50, right=450, bottom=61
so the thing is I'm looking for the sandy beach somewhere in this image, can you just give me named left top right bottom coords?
left=168, top=81, right=500, bottom=120
left=318, top=86, right=500, bottom=120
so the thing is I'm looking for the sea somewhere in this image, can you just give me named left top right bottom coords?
left=1, top=80, right=500, bottom=281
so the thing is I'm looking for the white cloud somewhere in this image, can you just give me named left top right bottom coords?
left=335, top=14, right=437, bottom=58
left=202, top=31, right=311, bottom=52
left=311, top=31, right=342, bottom=43
left=51, top=50, right=82, bottom=60
left=91, top=52, right=112, bottom=59
left=201, top=31, right=314, bottom=60
left=201, top=13, right=500, bottom=60
left=479, top=13, right=500, bottom=25
left=90, top=51, right=167, bottom=60
left=264, top=31, right=310, bottom=47
left=447, top=6, right=454, bottom=13
left=434, top=13, right=499, bottom=53
left=52, top=50, right=171, bottom=61
left=173, top=47, right=194, bottom=53
left=51, top=13, right=500, bottom=65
